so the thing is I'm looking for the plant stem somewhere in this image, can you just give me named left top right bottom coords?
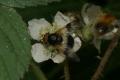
left=64, top=60, right=70, bottom=80
left=48, top=63, right=64, bottom=80
left=91, top=32, right=119, bottom=80
left=30, top=61, right=48, bottom=80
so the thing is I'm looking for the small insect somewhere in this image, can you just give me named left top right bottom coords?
left=43, top=27, right=81, bottom=61
left=28, top=11, right=82, bottom=63
left=94, top=14, right=119, bottom=39
left=81, top=3, right=119, bottom=52
left=64, top=11, right=85, bottom=41
left=82, top=3, right=119, bottom=39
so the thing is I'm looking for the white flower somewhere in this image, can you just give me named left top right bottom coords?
left=81, top=3, right=119, bottom=39
left=31, top=43, right=65, bottom=63
left=28, top=11, right=82, bottom=63
left=81, top=3, right=119, bottom=52
left=81, top=3, right=103, bottom=25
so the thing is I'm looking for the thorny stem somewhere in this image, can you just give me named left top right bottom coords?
left=91, top=30, right=120, bottom=80
left=64, top=60, right=70, bottom=80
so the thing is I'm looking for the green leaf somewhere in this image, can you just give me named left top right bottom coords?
left=0, top=0, right=60, bottom=8
left=0, top=6, right=31, bottom=80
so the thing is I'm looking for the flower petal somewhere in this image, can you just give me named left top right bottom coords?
left=54, top=11, right=71, bottom=28
left=28, top=18, right=51, bottom=40
left=73, top=37, right=82, bottom=52
left=81, top=3, right=103, bottom=24
left=31, top=43, right=50, bottom=63
left=51, top=53, right=65, bottom=63
left=101, top=28, right=118, bottom=39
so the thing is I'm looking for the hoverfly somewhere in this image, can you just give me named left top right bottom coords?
left=81, top=3, right=120, bottom=52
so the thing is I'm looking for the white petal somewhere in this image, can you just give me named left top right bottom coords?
left=101, top=28, right=118, bottom=40
left=51, top=53, right=65, bottom=63
left=112, top=28, right=118, bottom=33
left=31, top=43, right=50, bottom=63
left=83, top=16, right=90, bottom=25
left=73, top=37, right=82, bottom=52
left=54, top=11, right=71, bottom=28
left=81, top=3, right=103, bottom=24
left=28, top=18, right=51, bottom=40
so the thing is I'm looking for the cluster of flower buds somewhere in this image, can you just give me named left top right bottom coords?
left=28, top=3, right=120, bottom=63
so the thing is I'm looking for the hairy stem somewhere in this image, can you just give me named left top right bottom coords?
left=64, top=60, right=70, bottom=80
left=91, top=33, right=119, bottom=80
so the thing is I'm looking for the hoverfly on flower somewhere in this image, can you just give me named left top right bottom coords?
left=81, top=3, right=120, bottom=52
left=28, top=11, right=82, bottom=63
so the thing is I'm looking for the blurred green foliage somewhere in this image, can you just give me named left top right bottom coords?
left=0, top=0, right=60, bottom=8
left=105, top=0, right=120, bottom=18
left=0, top=6, right=31, bottom=80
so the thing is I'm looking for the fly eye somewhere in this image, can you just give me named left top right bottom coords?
left=95, top=23, right=109, bottom=34
left=48, top=33, right=63, bottom=45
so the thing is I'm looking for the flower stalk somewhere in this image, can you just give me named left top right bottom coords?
left=91, top=28, right=120, bottom=80
left=64, top=60, right=70, bottom=80
left=30, top=61, right=48, bottom=80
